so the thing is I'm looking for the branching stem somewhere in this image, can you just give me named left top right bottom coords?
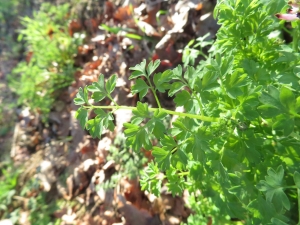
left=83, top=105, right=219, bottom=122
left=107, top=95, right=119, bottom=107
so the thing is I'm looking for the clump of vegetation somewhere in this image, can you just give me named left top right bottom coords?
left=0, top=162, right=20, bottom=223
left=0, top=161, right=61, bottom=224
left=75, top=0, right=300, bottom=224
left=9, top=3, right=84, bottom=119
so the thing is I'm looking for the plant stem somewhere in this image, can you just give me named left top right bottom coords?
left=150, top=86, right=162, bottom=108
left=194, top=92, right=205, bottom=116
left=146, top=76, right=162, bottom=108
left=84, top=105, right=219, bottom=122
left=107, top=95, right=119, bottom=107
left=178, top=171, right=189, bottom=176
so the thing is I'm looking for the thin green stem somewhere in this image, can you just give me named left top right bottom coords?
left=83, top=105, right=219, bottom=122
left=146, top=76, right=162, bottom=108
left=107, top=95, right=119, bottom=107
left=151, top=86, right=162, bottom=108
left=178, top=171, right=189, bottom=176
left=194, top=92, right=205, bottom=116
left=171, top=147, right=177, bottom=154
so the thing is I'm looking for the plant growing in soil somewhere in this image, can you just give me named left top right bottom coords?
left=9, top=3, right=83, bottom=119
left=75, top=0, right=300, bottom=224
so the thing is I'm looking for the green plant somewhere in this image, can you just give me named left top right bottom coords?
left=26, top=192, right=58, bottom=225
left=9, top=3, right=84, bottom=119
left=0, top=0, right=19, bottom=36
left=182, top=33, right=214, bottom=67
left=0, top=163, right=59, bottom=224
left=97, top=133, right=148, bottom=190
left=74, top=0, right=300, bottom=224
left=110, top=133, right=148, bottom=179
left=0, top=163, right=21, bottom=223
left=17, top=177, right=60, bottom=225
left=182, top=194, right=244, bottom=225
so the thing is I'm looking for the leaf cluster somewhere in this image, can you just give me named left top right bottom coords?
left=75, top=0, right=300, bottom=224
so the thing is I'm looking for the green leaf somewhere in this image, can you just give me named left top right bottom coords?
left=152, top=146, right=169, bottom=160
left=93, top=110, right=115, bottom=131
left=147, top=110, right=167, bottom=139
left=196, top=70, right=219, bottom=92
left=279, top=86, right=295, bottom=113
left=85, top=109, right=115, bottom=138
left=153, top=109, right=167, bottom=119
left=133, top=102, right=149, bottom=118
left=227, top=70, right=248, bottom=87
left=183, top=66, right=197, bottom=88
left=74, top=87, right=86, bottom=105
left=129, top=59, right=147, bottom=79
left=91, top=92, right=106, bottom=102
left=272, top=189, right=290, bottom=211
left=88, top=74, right=106, bottom=93
left=174, top=90, right=191, bottom=106
left=187, top=134, right=208, bottom=162
left=124, top=123, right=152, bottom=151
left=227, top=87, right=243, bottom=99
left=152, top=146, right=171, bottom=170
left=125, top=33, right=142, bottom=40
left=166, top=170, right=184, bottom=196
left=172, top=64, right=182, bottom=79
left=75, top=107, right=88, bottom=129
left=147, top=59, right=160, bottom=76
left=153, top=70, right=172, bottom=93
left=152, top=119, right=166, bottom=139
left=139, top=129, right=152, bottom=150
left=167, top=179, right=183, bottom=196
left=123, top=123, right=140, bottom=136
left=86, top=117, right=103, bottom=139
left=131, top=78, right=149, bottom=100
left=224, top=70, right=248, bottom=99
left=160, top=135, right=177, bottom=150
left=293, top=171, right=300, bottom=189
left=259, top=88, right=286, bottom=112
left=168, top=82, right=186, bottom=97
left=140, top=162, right=162, bottom=196
left=220, top=55, right=234, bottom=77
left=257, top=166, right=290, bottom=211
left=247, top=195, right=276, bottom=223
left=130, top=70, right=146, bottom=79
left=257, top=105, right=281, bottom=118
left=272, top=115, right=294, bottom=136
left=174, top=149, right=188, bottom=166
left=270, top=217, right=289, bottom=225
left=100, top=24, right=121, bottom=34
left=105, top=74, right=117, bottom=94
left=131, top=115, right=144, bottom=125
